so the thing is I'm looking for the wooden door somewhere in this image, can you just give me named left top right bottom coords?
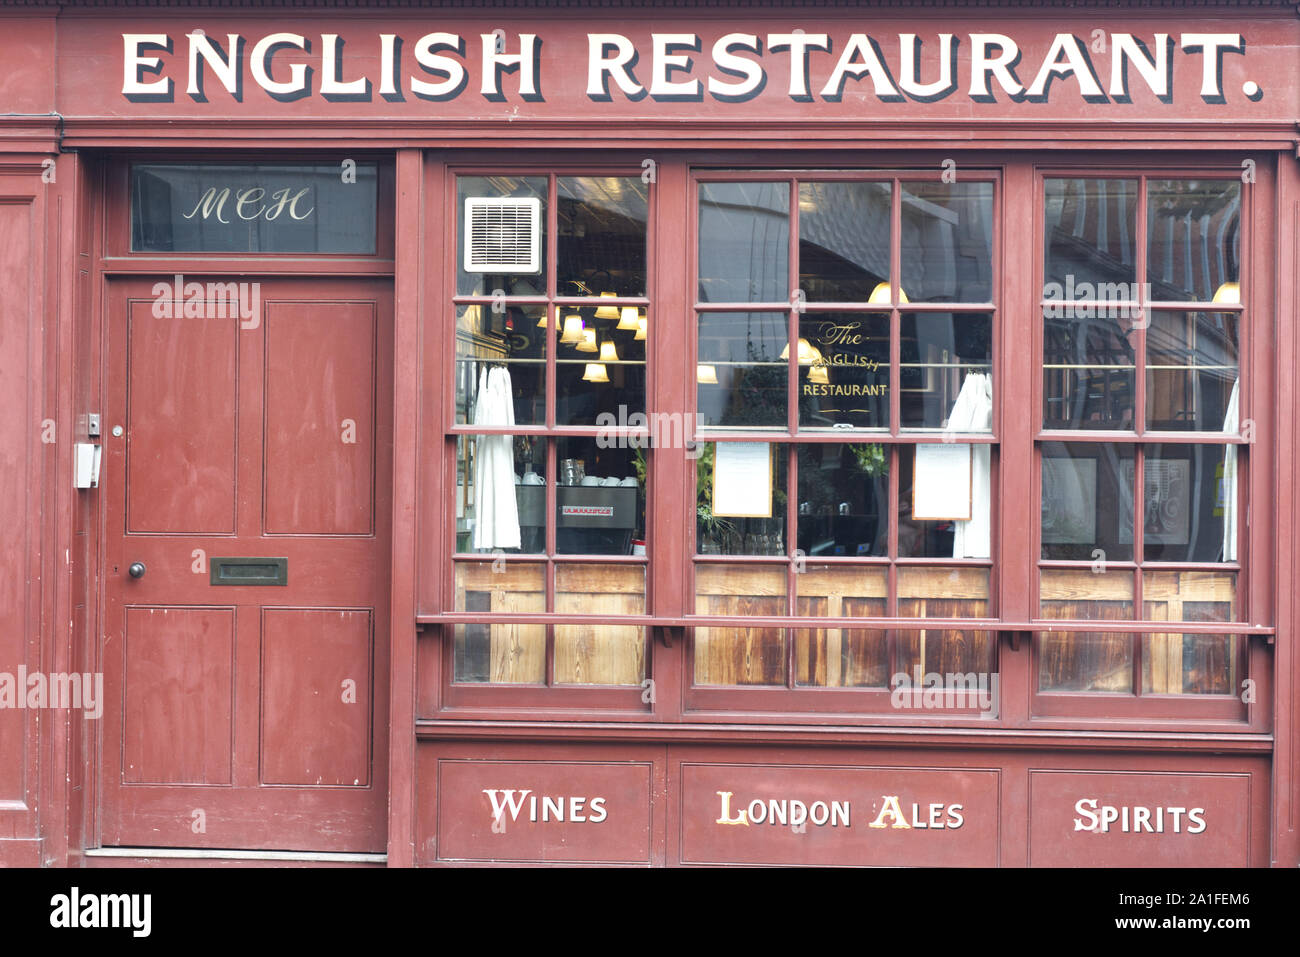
left=99, top=277, right=392, bottom=852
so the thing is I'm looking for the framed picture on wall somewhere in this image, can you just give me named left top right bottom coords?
left=1120, top=457, right=1191, bottom=545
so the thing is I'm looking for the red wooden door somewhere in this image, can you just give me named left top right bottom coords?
left=100, top=277, right=393, bottom=852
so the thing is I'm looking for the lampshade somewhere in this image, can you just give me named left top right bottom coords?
left=460, top=304, right=483, bottom=330
left=869, top=281, right=909, bottom=305
left=780, top=338, right=823, bottom=365
left=635, top=316, right=647, bottom=341
left=594, top=292, right=620, bottom=320
left=582, top=363, right=609, bottom=383
left=1212, top=281, right=1240, bottom=304
left=808, top=363, right=830, bottom=385
left=599, top=340, right=619, bottom=362
left=577, top=328, right=598, bottom=352
left=536, top=309, right=549, bottom=329
left=617, top=306, right=640, bottom=331
left=697, top=364, right=718, bottom=384
left=560, top=314, right=584, bottom=344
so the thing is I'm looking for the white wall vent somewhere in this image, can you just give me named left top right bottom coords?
left=463, top=197, right=542, bottom=274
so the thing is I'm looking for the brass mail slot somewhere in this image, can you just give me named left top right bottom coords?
left=210, top=557, right=288, bottom=586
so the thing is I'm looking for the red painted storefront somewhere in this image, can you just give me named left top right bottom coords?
left=0, top=0, right=1297, bottom=867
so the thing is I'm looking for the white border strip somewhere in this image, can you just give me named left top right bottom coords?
left=85, top=848, right=386, bottom=863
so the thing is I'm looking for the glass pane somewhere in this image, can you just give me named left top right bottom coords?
left=1039, top=567, right=1134, bottom=619
left=1145, top=311, right=1239, bottom=431
left=795, top=444, right=888, bottom=557
left=1037, top=632, right=1133, bottom=693
left=1143, top=570, right=1236, bottom=622
left=696, top=443, right=787, bottom=555
left=899, top=444, right=992, bottom=559
left=797, top=181, right=891, bottom=302
left=1043, top=178, right=1138, bottom=291
left=1040, top=442, right=1134, bottom=561
left=697, top=311, right=788, bottom=428
left=1043, top=307, right=1136, bottom=430
left=453, top=562, right=546, bottom=683
left=557, top=176, right=648, bottom=298
left=555, top=437, right=644, bottom=555
left=456, top=175, right=547, bottom=297
left=901, top=313, right=993, bottom=431
left=1142, top=634, right=1239, bottom=694
left=1136, top=444, right=1233, bottom=562
left=456, top=435, right=546, bottom=554
left=455, top=304, right=545, bottom=426
left=1147, top=180, right=1240, bottom=303
left=694, top=564, right=787, bottom=685
left=554, top=564, right=646, bottom=685
left=794, top=565, right=887, bottom=687
left=897, top=631, right=997, bottom=696
left=556, top=304, right=647, bottom=426
left=900, top=181, right=994, bottom=303
left=698, top=182, right=790, bottom=303
left=797, top=312, right=889, bottom=429
left=898, top=566, right=990, bottom=618
left=131, top=163, right=379, bottom=254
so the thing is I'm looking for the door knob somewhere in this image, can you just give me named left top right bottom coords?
left=128, top=562, right=146, bottom=579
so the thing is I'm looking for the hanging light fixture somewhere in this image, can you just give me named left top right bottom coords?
left=1212, top=281, right=1240, bottom=304
left=697, top=364, right=718, bottom=384
left=635, top=316, right=647, bottom=341
left=577, top=328, right=598, bottom=352
left=808, top=363, right=830, bottom=385
left=617, top=306, right=640, bottom=331
left=869, top=281, right=909, bottom=305
left=536, top=308, right=549, bottom=329
left=780, top=338, right=823, bottom=365
left=594, top=292, right=620, bottom=319
left=599, top=340, right=619, bottom=362
left=582, top=362, right=610, bottom=383
left=560, top=313, right=585, bottom=344
left=460, top=304, right=483, bottom=331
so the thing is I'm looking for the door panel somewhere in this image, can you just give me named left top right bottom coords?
left=101, top=277, right=393, bottom=852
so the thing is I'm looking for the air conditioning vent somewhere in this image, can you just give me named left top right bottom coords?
left=463, top=197, right=542, bottom=274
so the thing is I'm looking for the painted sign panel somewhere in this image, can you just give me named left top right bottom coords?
left=434, top=759, right=654, bottom=864
left=1028, top=770, right=1251, bottom=867
left=48, top=16, right=1299, bottom=124
left=680, top=763, right=1000, bottom=866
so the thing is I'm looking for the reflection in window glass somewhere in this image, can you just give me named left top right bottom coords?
left=1138, top=444, right=1233, bottom=563
left=557, top=176, right=648, bottom=298
left=1147, top=180, right=1240, bottom=303
left=797, top=181, right=891, bottom=302
left=1040, top=442, right=1135, bottom=561
left=555, top=304, right=647, bottom=426
left=899, top=444, right=992, bottom=559
left=901, top=313, right=993, bottom=430
left=697, top=312, right=788, bottom=427
left=456, top=435, right=547, bottom=555
left=796, top=312, right=889, bottom=429
left=554, top=436, right=645, bottom=555
left=900, top=181, right=994, bottom=303
left=1043, top=178, right=1138, bottom=292
left=1043, top=306, right=1136, bottom=430
left=696, top=443, right=788, bottom=555
left=698, top=182, right=790, bottom=303
left=1146, top=312, right=1238, bottom=431
left=795, top=444, right=888, bottom=557
left=455, top=304, right=546, bottom=426
left=457, top=175, right=547, bottom=297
